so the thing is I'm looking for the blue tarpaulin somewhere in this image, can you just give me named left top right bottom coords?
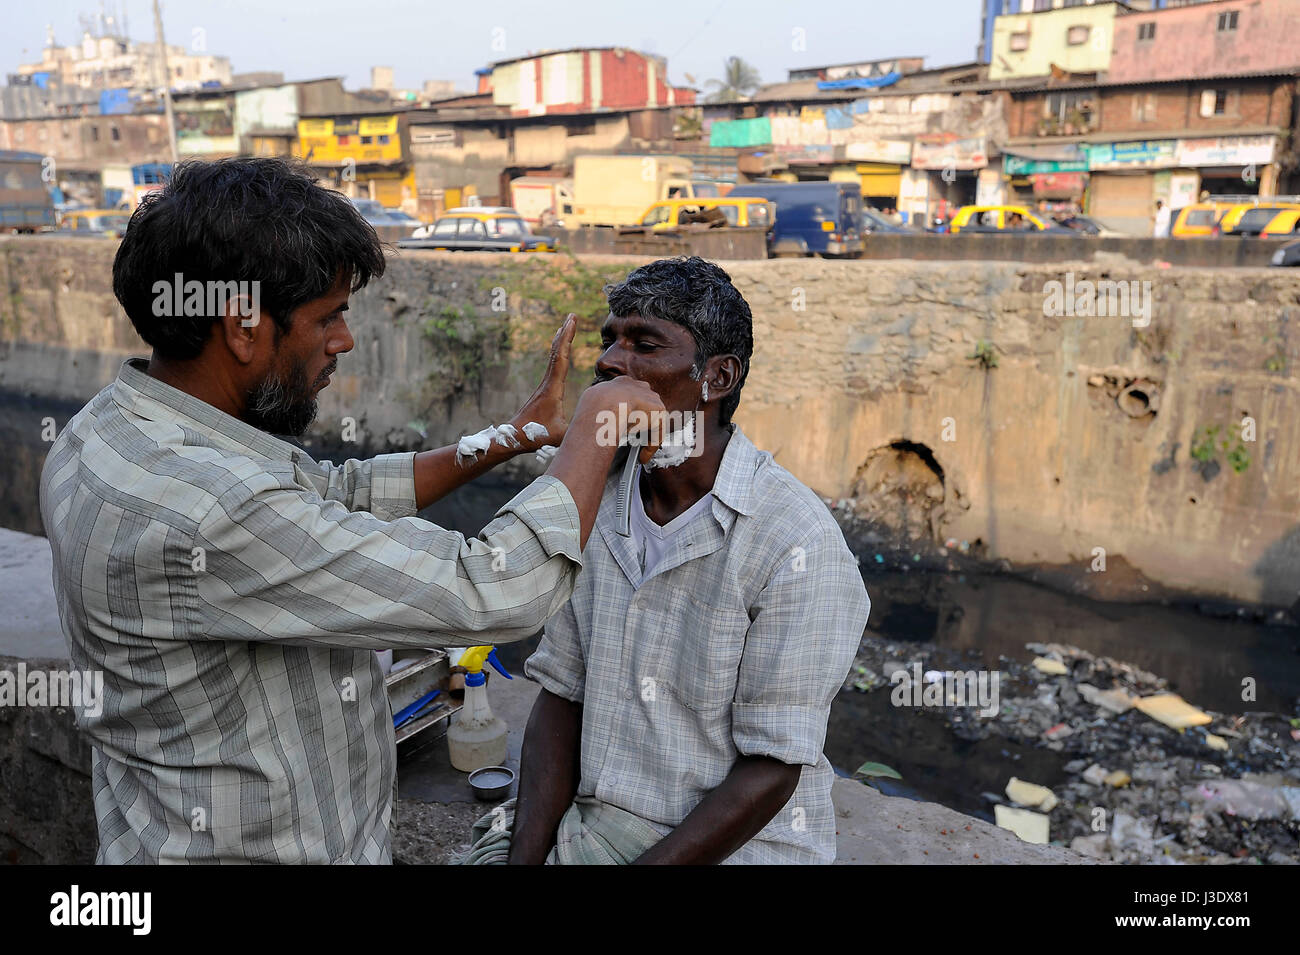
left=99, top=88, right=132, bottom=115
left=816, top=71, right=901, bottom=91
left=824, top=107, right=853, bottom=130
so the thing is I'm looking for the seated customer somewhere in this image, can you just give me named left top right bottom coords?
left=459, top=256, right=870, bottom=864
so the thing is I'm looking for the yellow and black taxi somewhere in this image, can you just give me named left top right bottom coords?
left=1223, top=204, right=1300, bottom=237
left=635, top=196, right=774, bottom=231
left=60, top=209, right=131, bottom=238
left=398, top=207, right=554, bottom=252
left=947, top=205, right=1071, bottom=234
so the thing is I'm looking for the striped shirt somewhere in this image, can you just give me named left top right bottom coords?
left=39, top=358, right=583, bottom=864
left=526, top=426, right=869, bottom=864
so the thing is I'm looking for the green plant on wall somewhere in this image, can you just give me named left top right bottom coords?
left=968, top=339, right=998, bottom=371
left=483, top=253, right=623, bottom=349
left=420, top=302, right=508, bottom=407
left=1190, top=423, right=1250, bottom=474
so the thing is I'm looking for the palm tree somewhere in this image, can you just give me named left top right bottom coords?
left=705, top=57, right=761, bottom=104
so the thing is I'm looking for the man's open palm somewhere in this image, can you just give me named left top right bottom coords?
left=512, top=314, right=576, bottom=449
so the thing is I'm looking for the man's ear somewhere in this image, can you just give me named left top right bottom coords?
left=218, top=292, right=267, bottom=366
left=702, top=354, right=742, bottom=404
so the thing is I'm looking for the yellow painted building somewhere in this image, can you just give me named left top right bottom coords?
left=296, top=113, right=415, bottom=208
left=296, top=114, right=403, bottom=165
left=988, top=2, right=1119, bottom=80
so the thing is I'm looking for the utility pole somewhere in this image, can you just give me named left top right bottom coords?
left=152, top=0, right=178, bottom=164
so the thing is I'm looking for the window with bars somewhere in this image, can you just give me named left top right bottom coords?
left=1217, top=10, right=1238, bottom=30
left=1138, top=22, right=1156, bottom=41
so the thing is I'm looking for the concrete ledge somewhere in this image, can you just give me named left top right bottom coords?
left=0, top=523, right=1091, bottom=866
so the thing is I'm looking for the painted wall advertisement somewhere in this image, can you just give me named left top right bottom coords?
left=911, top=135, right=988, bottom=170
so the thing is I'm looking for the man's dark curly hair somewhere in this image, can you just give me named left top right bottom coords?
left=112, top=157, right=386, bottom=360
left=604, top=256, right=754, bottom=426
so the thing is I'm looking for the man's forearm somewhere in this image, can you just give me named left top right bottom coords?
left=632, top=756, right=802, bottom=865
left=508, top=689, right=583, bottom=864
left=412, top=441, right=520, bottom=511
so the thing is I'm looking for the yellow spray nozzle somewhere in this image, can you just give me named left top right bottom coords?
left=458, top=646, right=494, bottom=674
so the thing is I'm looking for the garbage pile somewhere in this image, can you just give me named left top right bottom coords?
left=844, top=637, right=1300, bottom=864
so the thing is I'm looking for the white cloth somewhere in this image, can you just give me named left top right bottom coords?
left=629, top=467, right=715, bottom=587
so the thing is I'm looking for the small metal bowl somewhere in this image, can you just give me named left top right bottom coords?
left=468, top=765, right=516, bottom=801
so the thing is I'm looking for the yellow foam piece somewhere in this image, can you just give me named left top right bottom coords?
left=995, top=805, right=1050, bottom=845
left=1006, top=777, right=1059, bottom=812
left=1133, top=693, right=1212, bottom=730
left=1032, top=657, right=1068, bottom=676
left=1205, top=733, right=1229, bottom=752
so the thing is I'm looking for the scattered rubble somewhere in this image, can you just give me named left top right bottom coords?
left=844, top=636, right=1300, bottom=864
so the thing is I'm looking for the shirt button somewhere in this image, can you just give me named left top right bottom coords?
left=624, top=688, right=634, bottom=700
left=607, top=776, right=618, bottom=788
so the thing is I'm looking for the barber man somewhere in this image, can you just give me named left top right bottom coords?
left=39, top=157, right=662, bottom=863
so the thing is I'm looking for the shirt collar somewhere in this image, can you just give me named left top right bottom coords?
left=709, top=423, right=760, bottom=518
left=112, top=357, right=306, bottom=462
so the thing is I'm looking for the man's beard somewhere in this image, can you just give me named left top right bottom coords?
left=244, top=357, right=332, bottom=437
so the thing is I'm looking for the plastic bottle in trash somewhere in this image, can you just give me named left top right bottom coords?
left=447, top=645, right=512, bottom=772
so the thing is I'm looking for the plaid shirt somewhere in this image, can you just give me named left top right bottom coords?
left=39, top=358, right=582, bottom=864
left=526, top=426, right=869, bottom=864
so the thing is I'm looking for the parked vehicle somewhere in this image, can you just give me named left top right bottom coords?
left=101, top=162, right=171, bottom=211
left=1054, top=214, right=1126, bottom=237
left=1169, top=200, right=1235, bottom=237
left=510, top=177, right=575, bottom=228
left=1270, top=240, right=1300, bottom=267
left=60, top=209, right=131, bottom=238
left=397, top=207, right=554, bottom=252
left=571, top=155, right=699, bottom=228
left=948, top=205, right=1071, bottom=234
left=726, top=181, right=864, bottom=257
left=1258, top=209, right=1300, bottom=238
left=1224, top=204, right=1300, bottom=237
left=634, top=197, right=774, bottom=231
left=0, top=150, right=56, bottom=234
left=862, top=208, right=908, bottom=234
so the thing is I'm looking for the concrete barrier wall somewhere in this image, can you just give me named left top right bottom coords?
left=862, top=233, right=1286, bottom=268
left=3, top=238, right=1299, bottom=607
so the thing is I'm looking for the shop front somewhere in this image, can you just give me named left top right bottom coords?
left=1003, top=147, right=1088, bottom=211
left=910, top=135, right=987, bottom=226
left=1083, top=140, right=1177, bottom=235
left=1174, top=135, right=1278, bottom=198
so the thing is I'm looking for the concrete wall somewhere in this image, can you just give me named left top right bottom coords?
left=859, top=233, right=1285, bottom=267
left=3, top=238, right=1299, bottom=608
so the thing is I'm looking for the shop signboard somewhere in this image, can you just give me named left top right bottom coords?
left=1085, top=140, right=1176, bottom=170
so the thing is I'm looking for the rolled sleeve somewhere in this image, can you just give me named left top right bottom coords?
left=731, top=529, right=870, bottom=766
left=294, top=451, right=419, bottom=521
left=525, top=597, right=586, bottom=704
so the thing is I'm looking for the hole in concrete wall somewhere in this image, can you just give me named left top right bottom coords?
left=850, top=440, right=947, bottom=542
left=1087, top=373, right=1160, bottom=421
left=1117, top=379, right=1160, bottom=418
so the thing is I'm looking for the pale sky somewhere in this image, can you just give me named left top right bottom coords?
left=4, top=0, right=986, bottom=94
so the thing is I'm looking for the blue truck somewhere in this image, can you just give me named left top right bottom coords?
left=726, top=181, right=865, bottom=257
left=0, top=151, right=56, bottom=233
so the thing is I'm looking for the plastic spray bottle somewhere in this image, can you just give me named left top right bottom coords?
left=447, top=645, right=513, bottom=772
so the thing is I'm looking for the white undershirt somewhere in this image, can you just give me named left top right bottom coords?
left=628, top=466, right=715, bottom=587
